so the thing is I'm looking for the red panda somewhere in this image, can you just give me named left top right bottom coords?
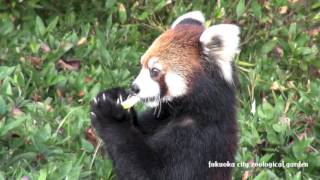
left=91, top=11, right=240, bottom=180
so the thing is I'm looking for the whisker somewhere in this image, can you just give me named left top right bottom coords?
left=166, top=100, right=174, bottom=109
left=157, top=95, right=162, bottom=118
left=153, top=102, right=158, bottom=116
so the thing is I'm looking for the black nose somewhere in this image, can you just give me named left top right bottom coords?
left=130, top=84, right=140, bottom=94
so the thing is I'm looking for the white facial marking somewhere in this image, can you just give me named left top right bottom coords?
left=148, top=57, right=163, bottom=72
left=133, top=68, right=160, bottom=107
left=200, top=24, right=240, bottom=83
left=164, top=71, right=187, bottom=99
left=171, top=11, right=205, bottom=29
left=153, top=63, right=162, bottom=71
left=147, top=57, right=160, bottom=68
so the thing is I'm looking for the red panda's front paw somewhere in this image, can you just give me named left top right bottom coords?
left=90, top=88, right=131, bottom=128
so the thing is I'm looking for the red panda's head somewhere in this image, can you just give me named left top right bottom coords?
left=132, top=11, right=240, bottom=107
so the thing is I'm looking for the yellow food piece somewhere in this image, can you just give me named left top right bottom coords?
left=121, top=96, right=140, bottom=109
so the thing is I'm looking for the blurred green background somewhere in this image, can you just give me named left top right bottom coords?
left=0, top=0, right=319, bottom=179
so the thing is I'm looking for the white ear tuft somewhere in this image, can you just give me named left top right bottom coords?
left=200, top=24, right=240, bottom=62
left=171, top=11, right=205, bottom=29
left=200, top=24, right=240, bottom=83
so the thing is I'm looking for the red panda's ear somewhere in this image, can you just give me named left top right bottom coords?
left=200, top=24, right=240, bottom=62
left=200, top=24, right=240, bottom=82
left=171, top=11, right=205, bottom=29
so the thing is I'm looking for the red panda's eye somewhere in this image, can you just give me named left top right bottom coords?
left=150, top=68, right=160, bottom=78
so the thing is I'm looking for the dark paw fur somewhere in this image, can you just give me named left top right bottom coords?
left=91, top=88, right=131, bottom=128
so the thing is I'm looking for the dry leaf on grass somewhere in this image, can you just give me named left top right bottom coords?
left=56, top=59, right=81, bottom=71
left=27, top=56, right=43, bottom=69
left=86, top=127, right=98, bottom=147
left=12, top=106, right=24, bottom=117
left=272, top=46, right=284, bottom=59
left=77, top=37, right=87, bottom=46
left=242, top=170, right=250, bottom=180
left=279, top=6, right=288, bottom=14
left=307, top=27, right=320, bottom=37
left=40, top=43, right=51, bottom=53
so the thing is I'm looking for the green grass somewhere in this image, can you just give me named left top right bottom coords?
left=0, top=0, right=319, bottom=179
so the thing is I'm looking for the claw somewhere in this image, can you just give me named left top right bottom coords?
left=90, top=112, right=96, bottom=118
left=102, top=93, right=106, bottom=101
left=119, top=94, right=123, bottom=103
left=93, top=97, right=97, bottom=104
left=116, top=98, right=121, bottom=104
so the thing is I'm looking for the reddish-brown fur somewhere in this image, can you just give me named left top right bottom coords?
left=141, top=25, right=205, bottom=80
